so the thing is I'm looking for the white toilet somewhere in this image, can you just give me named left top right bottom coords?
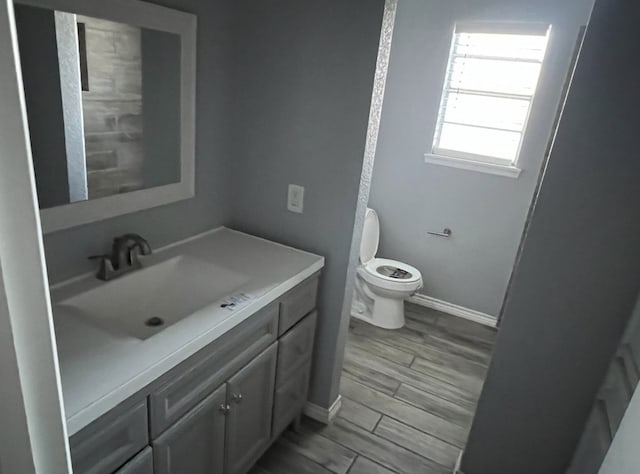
left=351, top=208, right=423, bottom=329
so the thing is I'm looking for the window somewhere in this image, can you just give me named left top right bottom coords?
left=431, top=24, right=550, bottom=169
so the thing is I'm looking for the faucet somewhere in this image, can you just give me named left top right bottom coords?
left=90, top=233, right=152, bottom=281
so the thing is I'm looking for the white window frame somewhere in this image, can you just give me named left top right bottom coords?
left=425, top=22, right=551, bottom=178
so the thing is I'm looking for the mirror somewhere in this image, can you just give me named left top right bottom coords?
left=13, top=0, right=196, bottom=233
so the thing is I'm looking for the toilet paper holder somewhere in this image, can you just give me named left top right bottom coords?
left=427, top=228, right=452, bottom=238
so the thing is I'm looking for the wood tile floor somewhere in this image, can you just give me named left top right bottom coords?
left=253, top=303, right=497, bottom=474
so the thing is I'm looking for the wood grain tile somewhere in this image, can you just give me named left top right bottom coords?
left=435, top=312, right=497, bottom=345
left=423, top=331, right=493, bottom=367
left=405, top=302, right=439, bottom=323
left=344, top=344, right=478, bottom=410
left=351, top=320, right=488, bottom=394
left=410, top=353, right=487, bottom=395
left=258, top=439, right=333, bottom=474
left=347, top=332, right=414, bottom=366
left=348, top=456, right=396, bottom=474
left=282, top=429, right=357, bottom=474
left=350, top=318, right=425, bottom=344
left=339, top=396, right=382, bottom=432
left=341, top=376, right=468, bottom=448
left=394, top=383, right=474, bottom=428
left=319, top=418, right=449, bottom=474
left=374, top=416, right=460, bottom=468
left=354, top=317, right=492, bottom=366
left=341, top=358, right=401, bottom=396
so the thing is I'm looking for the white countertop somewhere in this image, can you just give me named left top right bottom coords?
left=50, top=227, right=324, bottom=436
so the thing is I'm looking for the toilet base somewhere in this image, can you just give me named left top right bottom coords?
left=351, top=293, right=406, bottom=329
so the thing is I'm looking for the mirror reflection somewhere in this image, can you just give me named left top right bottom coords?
left=14, top=4, right=182, bottom=209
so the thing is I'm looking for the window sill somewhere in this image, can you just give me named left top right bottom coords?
left=424, top=153, right=522, bottom=178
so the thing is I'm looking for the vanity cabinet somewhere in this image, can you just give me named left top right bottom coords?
left=115, top=448, right=154, bottom=474
left=69, top=275, right=319, bottom=474
left=272, top=310, right=317, bottom=437
left=225, top=344, right=277, bottom=474
left=153, top=386, right=226, bottom=474
left=69, top=400, right=149, bottom=474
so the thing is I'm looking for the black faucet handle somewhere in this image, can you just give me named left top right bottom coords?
left=128, top=246, right=146, bottom=266
left=88, top=254, right=115, bottom=281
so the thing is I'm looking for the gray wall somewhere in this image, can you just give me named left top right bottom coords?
left=461, top=0, right=640, bottom=471
left=37, top=0, right=386, bottom=415
left=368, top=0, right=593, bottom=316
left=43, top=0, right=235, bottom=284
left=226, top=0, right=385, bottom=408
left=14, top=5, right=71, bottom=209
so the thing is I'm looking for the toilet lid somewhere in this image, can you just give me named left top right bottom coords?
left=360, top=208, right=379, bottom=264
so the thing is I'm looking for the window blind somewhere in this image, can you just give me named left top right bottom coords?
left=432, top=26, right=550, bottom=165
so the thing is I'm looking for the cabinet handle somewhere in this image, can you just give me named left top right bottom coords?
left=232, top=393, right=243, bottom=404
left=219, top=404, right=231, bottom=414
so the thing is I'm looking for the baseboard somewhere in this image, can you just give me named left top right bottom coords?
left=304, top=395, right=343, bottom=424
left=453, top=450, right=465, bottom=474
left=408, top=293, right=497, bottom=328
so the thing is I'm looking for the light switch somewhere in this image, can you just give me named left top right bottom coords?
left=287, top=184, right=304, bottom=213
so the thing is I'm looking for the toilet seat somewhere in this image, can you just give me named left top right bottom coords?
left=352, top=208, right=423, bottom=329
left=359, top=258, right=422, bottom=291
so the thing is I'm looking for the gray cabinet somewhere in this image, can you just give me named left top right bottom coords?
left=154, top=385, right=227, bottom=474
left=224, top=344, right=278, bottom=474
left=149, top=303, right=278, bottom=437
left=70, top=399, right=148, bottom=474
left=69, top=275, right=319, bottom=474
left=278, top=277, right=318, bottom=335
left=273, top=361, right=312, bottom=436
left=276, top=311, right=317, bottom=383
left=115, top=448, right=153, bottom=474
left=272, top=311, right=317, bottom=437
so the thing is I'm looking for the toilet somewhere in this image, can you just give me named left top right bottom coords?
left=351, top=208, right=423, bottom=329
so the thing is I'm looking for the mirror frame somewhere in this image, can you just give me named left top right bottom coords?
left=16, top=0, right=197, bottom=233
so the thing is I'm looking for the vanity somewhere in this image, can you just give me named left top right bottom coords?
left=10, top=0, right=326, bottom=472
left=51, top=228, right=324, bottom=474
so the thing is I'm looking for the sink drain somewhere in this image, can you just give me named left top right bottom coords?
left=145, top=317, right=164, bottom=327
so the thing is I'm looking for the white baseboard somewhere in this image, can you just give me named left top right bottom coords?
left=408, top=293, right=497, bottom=328
left=304, top=395, right=343, bottom=424
left=453, top=450, right=465, bottom=473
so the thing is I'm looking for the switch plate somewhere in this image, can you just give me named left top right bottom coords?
left=287, top=184, right=304, bottom=213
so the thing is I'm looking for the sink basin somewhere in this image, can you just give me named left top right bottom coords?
left=55, top=255, right=249, bottom=340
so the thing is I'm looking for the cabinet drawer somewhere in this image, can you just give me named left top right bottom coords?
left=115, top=447, right=153, bottom=474
left=272, top=361, right=312, bottom=437
left=70, top=399, right=148, bottom=474
left=279, top=276, right=318, bottom=336
left=150, top=303, right=278, bottom=437
left=277, top=311, right=317, bottom=384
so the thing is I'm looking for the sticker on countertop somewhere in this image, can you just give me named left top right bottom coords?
left=220, top=293, right=254, bottom=311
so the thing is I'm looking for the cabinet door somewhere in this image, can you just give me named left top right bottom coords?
left=225, top=343, right=278, bottom=474
left=115, top=447, right=153, bottom=474
left=154, top=385, right=226, bottom=474
left=273, top=361, right=312, bottom=437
